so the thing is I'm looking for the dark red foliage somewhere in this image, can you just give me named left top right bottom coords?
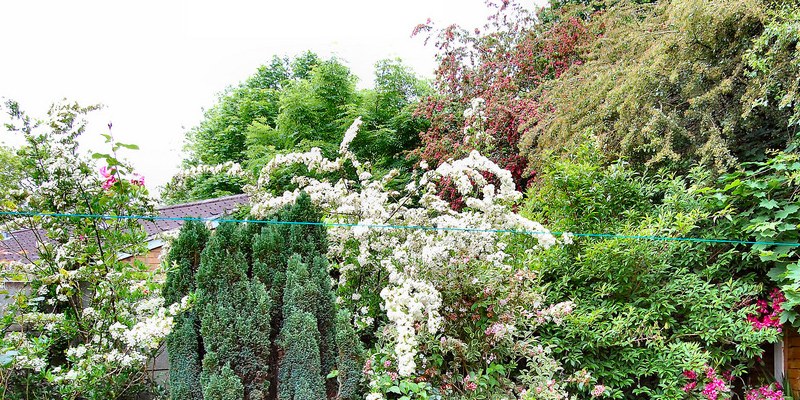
left=411, top=1, right=597, bottom=193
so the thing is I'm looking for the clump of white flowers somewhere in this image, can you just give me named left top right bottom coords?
left=246, top=117, right=562, bottom=376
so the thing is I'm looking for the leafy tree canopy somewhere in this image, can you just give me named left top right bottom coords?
left=521, top=0, right=799, bottom=173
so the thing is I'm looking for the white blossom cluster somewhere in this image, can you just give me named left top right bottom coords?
left=526, top=301, right=574, bottom=325
left=166, top=160, right=252, bottom=198
left=462, top=97, right=490, bottom=144
left=245, top=117, right=562, bottom=377
left=463, top=97, right=486, bottom=120
left=380, top=272, right=442, bottom=376
left=110, top=295, right=191, bottom=351
left=174, top=160, right=252, bottom=182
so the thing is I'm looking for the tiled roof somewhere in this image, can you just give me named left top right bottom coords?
left=0, top=194, right=249, bottom=264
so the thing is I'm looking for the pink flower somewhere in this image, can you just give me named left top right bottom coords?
left=702, top=378, right=728, bottom=400
left=683, top=370, right=697, bottom=380
left=465, top=382, right=477, bottom=391
left=130, top=174, right=145, bottom=186
left=102, top=176, right=118, bottom=190
left=100, top=166, right=117, bottom=190
left=384, top=360, right=392, bottom=368
left=591, top=385, right=607, bottom=396
left=99, top=166, right=114, bottom=178
left=684, top=382, right=697, bottom=392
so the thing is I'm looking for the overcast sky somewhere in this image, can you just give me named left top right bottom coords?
left=0, top=0, right=547, bottom=199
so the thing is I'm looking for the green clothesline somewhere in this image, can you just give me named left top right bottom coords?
left=0, top=211, right=797, bottom=248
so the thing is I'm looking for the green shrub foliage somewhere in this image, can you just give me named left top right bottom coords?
left=523, top=145, right=781, bottom=398
left=165, top=192, right=356, bottom=399
left=335, top=309, right=365, bottom=400
left=164, top=220, right=211, bottom=400
left=196, top=222, right=273, bottom=399
left=522, top=0, right=798, bottom=173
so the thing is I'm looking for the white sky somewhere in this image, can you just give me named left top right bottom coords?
left=0, top=0, right=547, bottom=200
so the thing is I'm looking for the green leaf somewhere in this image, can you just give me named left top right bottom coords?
left=768, top=265, right=787, bottom=279
left=759, top=199, right=780, bottom=210
left=0, top=350, right=19, bottom=367
left=780, top=309, right=797, bottom=325
left=389, top=385, right=402, bottom=394
left=785, top=263, right=800, bottom=282
left=776, top=205, right=800, bottom=219
left=116, top=143, right=139, bottom=150
left=326, top=369, right=339, bottom=379
left=92, top=153, right=110, bottom=159
left=722, top=179, right=741, bottom=191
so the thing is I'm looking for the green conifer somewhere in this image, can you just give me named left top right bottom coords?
left=196, top=222, right=272, bottom=399
left=335, top=309, right=365, bottom=400
left=163, top=220, right=209, bottom=400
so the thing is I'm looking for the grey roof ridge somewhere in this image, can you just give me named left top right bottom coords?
left=155, top=193, right=250, bottom=212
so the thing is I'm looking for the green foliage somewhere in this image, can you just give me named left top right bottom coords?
left=266, top=57, right=356, bottom=158
left=258, top=193, right=339, bottom=398
left=523, top=0, right=796, bottom=173
left=167, top=54, right=430, bottom=204
left=522, top=145, right=781, bottom=398
left=163, top=193, right=359, bottom=399
left=163, top=220, right=209, bottom=400
left=743, top=5, right=800, bottom=128
left=710, top=148, right=800, bottom=325
left=0, top=145, right=23, bottom=205
left=278, top=258, right=327, bottom=400
left=186, top=55, right=289, bottom=166
left=166, top=313, right=204, bottom=400
left=350, top=59, right=432, bottom=172
left=335, top=309, right=365, bottom=399
left=202, top=364, right=245, bottom=400
left=163, top=220, right=210, bottom=304
left=196, top=222, right=272, bottom=399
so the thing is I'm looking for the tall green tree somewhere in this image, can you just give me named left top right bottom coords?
left=164, top=192, right=362, bottom=400
left=195, top=221, right=273, bottom=400
left=349, top=59, right=432, bottom=171
left=163, top=220, right=210, bottom=400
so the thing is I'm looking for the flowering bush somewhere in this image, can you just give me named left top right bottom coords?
left=747, top=289, right=786, bottom=331
left=0, top=101, right=183, bottom=399
left=522, top=140, right=783, bottom=398
left=235, top=117, right=603, bottom=399
left=412, top=1, right=598, bottom=190
left=745, top=383, right=784, bottom=400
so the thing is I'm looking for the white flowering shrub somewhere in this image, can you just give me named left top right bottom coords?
left=0, top=101, right=186, bottom=399
left=245, top=117, right=579, bottom=399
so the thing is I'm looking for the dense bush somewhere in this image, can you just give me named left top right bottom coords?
left=523, top=143, right=782, bottom=398
left=521, top=0, right=798, bottom=172
left=163, top=192, right=362, bottom=400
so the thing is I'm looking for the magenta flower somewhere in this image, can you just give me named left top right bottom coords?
left=102, top=176, right=118, bottom=190
left=99, top=166, right=114, bottom=178
left=130, top=174, right=145, bottom=186
left=100, top=166, right=118, bottom=190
